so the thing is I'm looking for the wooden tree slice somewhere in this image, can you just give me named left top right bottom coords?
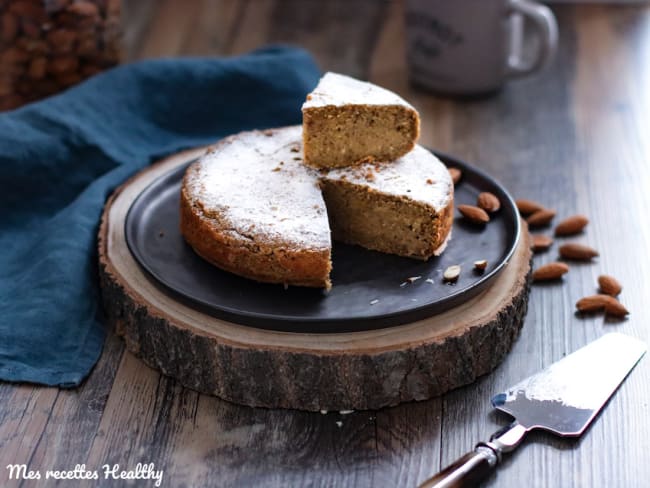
left=98, top=147, right=533, bottom=411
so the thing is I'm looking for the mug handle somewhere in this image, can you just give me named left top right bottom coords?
left=507, top=0, right=558, bottom=77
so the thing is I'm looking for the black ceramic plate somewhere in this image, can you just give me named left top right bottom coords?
left=125, top=151, right=520, bottom=333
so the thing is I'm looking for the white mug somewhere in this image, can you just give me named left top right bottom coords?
left=405, top=0, right=559, bottom=95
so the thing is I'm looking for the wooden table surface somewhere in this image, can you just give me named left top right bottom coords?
left=2, top=2, right=650, bottom=487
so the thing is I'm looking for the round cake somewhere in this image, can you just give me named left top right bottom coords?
left=180, top=126, right=454, bottom=289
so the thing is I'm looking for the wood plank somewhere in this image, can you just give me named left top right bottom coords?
left=230, top=0, right=390, bottom=78
left=180, top=0, right=245, bottom=56
left=135, top=0, right=204, bottom=59
left=0, top=331, right=124, bottom=487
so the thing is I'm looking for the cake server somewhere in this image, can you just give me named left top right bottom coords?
left=418, top=333, right=647, bottom=488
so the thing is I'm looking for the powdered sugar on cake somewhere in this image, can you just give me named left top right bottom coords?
left=185, top=126, right=331, bottom=251
left=184, top=126, right=452, bottom=254
left=322, top=145, right=453, bottom=212
left=302, top=72, right=415, bottom=110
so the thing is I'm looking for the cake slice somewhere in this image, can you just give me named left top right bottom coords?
left=302, top=72, right=421, bottom=169
left=320, top=145, right=454, bottom=260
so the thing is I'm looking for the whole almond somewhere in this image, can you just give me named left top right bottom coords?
left=27, top=57, right=47, bottom=80
left=576, top=294, right=610, bottom=313
left=66, top=1, right=100, bottom=17
left=448, top=167, right=462, bottom=184
left=0, top=46, right=30, bottom=63
left=0, top=78, right=14, bottom=97
left=9, top=1, right=47, bottom=21
left=527, top=209, right=556, bottom=227
left=48, top=56, right=79, bottom=75
left=531, top=234, right=553, bottom=253
left=604, top=299, right=629, bottom=318
left=1, top=12, right=19, bottom=43
left=559, top=242, right=599, bottom=261
left=555, top=215, right=589, bottom=236
left=458, top=204, right=489, bottom=224
left=47, top=29, right=78, bottom=54
left=532, top=262, right=569, bottom=281
left=598, top=275, right=622, bottom=297
left=477, top=192, right=500, bottom=213
left=0, top=94, right=25, bottom=111
left=516, top=199, right=544, bottom=215
left=21, top=18, right=42, bottom=39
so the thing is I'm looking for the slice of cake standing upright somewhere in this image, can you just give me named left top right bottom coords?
left=302, top=72, right=421, bottom=169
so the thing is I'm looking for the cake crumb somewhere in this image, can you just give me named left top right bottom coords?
left=272, top=167, right=281, bottom=172
left=339, top=410, right=354, bottom=415
left=406, top=276, right=421, bottom=283
left=290, top=145, right=300, bottom=152
left=158, top=230, right=165, bottom=237
left=335, top=421, right=343, bottom=428
left=370, top=299, right=379, bottom=305
left=426, top=178, right=433, bottom=184
left=306, top=94, right=313, bottom=100
left=263, top=129, right=274, bottom=136
left=425, top=278, right=435, bottom=284
left=320, top=409, right=328, bottom=415
left=399, top=282, right=408, bottom=287
left=293, top=157, right=301, bottom=161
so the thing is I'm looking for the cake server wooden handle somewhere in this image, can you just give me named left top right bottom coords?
left=417, top=422, right=528, bottom=488
left=417, top=446, right=498, bottom=488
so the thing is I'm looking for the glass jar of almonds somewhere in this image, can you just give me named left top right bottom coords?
left=0, top=0, right=121, bottom=111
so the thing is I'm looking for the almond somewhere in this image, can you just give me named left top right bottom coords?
left=26, top=57, right=47, bottom=80
left=604, top=299, right=629, bottom=318
left=66, top=1, right=100, bottom=17
left=0, top=46, right=30, bottom=63
left=576, top=294, right=610, bottom=313
left=477, top=192, right=500, bottom=213
left=559, top=242, right=599, bottom=261
left=532, top=262, right=569, bottom=281
left=443, top=265, right=461, bottom=282
left=1, top=12, right=19, bottom=43
left=515, top=199, right=544, bottom=215
left=576, top=294, right=628, bottom=317
left=448, top=167, right=462, bottom=185
left=598, top=275, right=622, bottom=297
left=531, top=234, right=553, bottom=253
left=48, top=55, right=79, bottom=74
left=458, top=204, right=489, bottom=224
left=527, top=209, right=556, bottom=227
left=555, top=215, right=589, bottom=236
left=46, top=29, right=78, bottom=54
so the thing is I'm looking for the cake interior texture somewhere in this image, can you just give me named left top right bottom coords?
left=303, top=105, right=419, bottom=168
left=319, top=178, right=453, bottom=260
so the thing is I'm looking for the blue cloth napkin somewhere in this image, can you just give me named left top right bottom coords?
left=0, top=46, right=320, bottom=387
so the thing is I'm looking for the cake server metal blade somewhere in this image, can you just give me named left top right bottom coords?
left=418, top=333, right=646, bottom=488
left=491, top=332, right=646, bottom=436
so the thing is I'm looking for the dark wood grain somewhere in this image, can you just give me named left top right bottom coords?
left=2, top=2, right=650, bottom=487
